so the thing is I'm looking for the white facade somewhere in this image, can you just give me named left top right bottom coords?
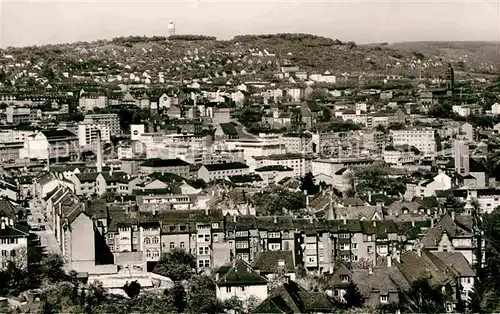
left=131, top=124, right=145, bottom=141
left=0, top=219, right=29, bottom=270
left=391, top=128, right=436, bottom=156
left=216, top=284, right=268, bottom=303
left=491, top=103, right=500, bottom=115
left=78, top=123, right=111, bottom=147
left=83, top=114, right=121, bottom=137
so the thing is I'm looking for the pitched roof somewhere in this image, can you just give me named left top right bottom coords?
left=252, top=281, right=337, bottom=314
left=0, top=222, right=29, bottom=238
left=421, top=212, right=472, bottom=248
left=216, top=259, right=268, bottom=286
left=252, top=251, right=295, bottom=274
left=430, top=251, right=475, bottom=277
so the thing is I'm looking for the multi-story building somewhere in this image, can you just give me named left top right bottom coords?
left=249, top=153, right=313, bottom=177
left=312, top=157, right=375, bottom=177
left=83, top=114, right=120, bottom=137
left=6, top=106, right=40, bottom=124
left=139, top=158, right=191, bottom=176
left=0, top=217, right=29, bottom=270
left=280, top=133, right=313, bottom=154
left=198, top=162, right=249, bottom=182
left=225, top=133, right=285, bottom=163
left=19, top=129, right=79, bottom=161
left=390, top=128, right=436, bottom=157
left=454, top=139, right=470, bottom=175
left=78, top=122, right=111, bottom=148
left=79, top=94, right=108, bottom=112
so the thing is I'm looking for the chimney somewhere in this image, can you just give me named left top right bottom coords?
left=273, top=216, right=277, bottom=224
left=9, top=219, right=13, bottom=226
left=1, top=221, right=4, bottom=230
left=368, top=191, right=372, bottom=203
left=411, top=220, right=415, bottom=227
left=306, top=195, right=309, bottom=208
left=417, top=247, right=422, bottom=257
left=233, top=215, right=236, bottom=223
left=96, top=130, right=103, bottom=173
left=343, top=217, right=347, bottom=225
left=431, top=218, right=434, bottom=228
left=451, top=210, right=455, bottom=221
left=373, top=220, right=377, bottom=227
left=368, top=266, right=373, bottom=275
left=205, top=207, right=209, bottom=216
left=387, top=255, right=392, bottom=267
left=309, top=216, right=314, bottom=224
left=329, top=263, right=334, bottom=274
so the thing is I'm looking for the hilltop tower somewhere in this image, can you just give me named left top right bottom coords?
left=168, top=22, right=176, bottom=37
left=445, top=63, right=454, bottom=91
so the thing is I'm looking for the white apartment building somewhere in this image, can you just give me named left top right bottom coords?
left=491, top=103, right=500, bottom=115
left=390, top=128, right=436, bottom=157
left=249, top=153, right=313, bottom=177
left=79, top=95, right=108, bottom=112
left=83, top=114, right=120, bottom=137
left=311, top=157, right=375, bottom=177
left=280, top=134, right=313, bottom=154
left=78, top=123, right=111, bottom=148
left=0, top=129, right=35, bottom=143
left=225, top=133, right=285, bottom=163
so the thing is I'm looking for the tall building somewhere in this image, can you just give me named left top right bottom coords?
left=168, top=22, right=176, bottom=37
left=454, top=139, right=470, bottom=175
left=78, top=122, right=111, bottom=148
left=83, top=114, right=121, bottom=137
left=390, top=128, right=436, bottom=157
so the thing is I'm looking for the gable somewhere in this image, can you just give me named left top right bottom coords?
left=144, top=179, right=169, bottom=190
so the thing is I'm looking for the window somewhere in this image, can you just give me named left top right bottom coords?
left=235, top=231, right=249, bottom=237
left=179, top=225, right=187, bottom=231
left=339, top=233, right=350, bottom=238
left=240, top=286, right=245, bottom=292
left=152, top=237, right=159, bottom=244
left=212, top=223, right=220, bottom=229
left=367, top=246, right=373, bottom=254
left=353, top=255, right=358, bottom=261
left=1, top=250, right=7, bottom=257
left=269, top=243, right=281, bottom=251
left=236, top=241, right=249, bottom=249
left=146, top=249, right=152, bottom=257
left=226, top=287, right=231, bottom=293
left=144, top=237, right=151, bottom=244
left=340, top=243, right=350, bottom=251
left=340, top=275, right=349, bottom=283
left=367, top=235, right=373, bottom=242
left=268, top=232, right=281, bottom=238
left=180, top=242, right=185, bottom=248
left=198, top=247, right=209, bottom=255
left=352, top=243, right=358, bottom=249
left=380, top=295, right=388, bottom=304
left=238, top=253, right=249, bottom=261
left=169, top=242, right=175, bottom=249
left=284, top=242, right=290, bottom=250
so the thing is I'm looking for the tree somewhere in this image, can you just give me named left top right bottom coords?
left=164, top=283, right=187, bottom=313
left=343, top=281, right=365, bottom=308
left=301, top=172, right=320, bottom=196
left=123, top=280, right=141, bottom=299
left=41, top=253, right=68, bottom=283
left=187, top=275, right=224, bottom=314
left=153, top=249, right=196, bottom=282
left=399, top=278, right=446, bottom=314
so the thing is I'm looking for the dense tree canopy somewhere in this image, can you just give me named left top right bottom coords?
left=153, top=249, right=197, bottom=282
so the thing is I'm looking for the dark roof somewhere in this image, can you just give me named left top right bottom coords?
left=252, top=251, right=295, bottom=273
left=430, top=252, right=475, bottom=277
left=0, top=223, right=29, bottom=238
left=255, top=165, right=293, bottom=172
left=76, top=172, right=99, bottom=183
left=203, top=162, right=249, bottom=171
left=41, top=129, right=76, bottom=139
left=141, top=158, right=191, bottom=168
left=216, top=259, right=268, bottom=286
left=228, top=174, right=263, bottom=184
left=219, top=123, right=239, bottom=136
left=252, top=281, right=337, bottom=314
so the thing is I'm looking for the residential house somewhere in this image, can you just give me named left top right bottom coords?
left=0, top=218, right=29, bottom=270
left=215, top=259, right=269, bottom=303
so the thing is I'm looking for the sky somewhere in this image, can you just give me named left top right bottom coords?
left=0, top=0, right=499, bottom=48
